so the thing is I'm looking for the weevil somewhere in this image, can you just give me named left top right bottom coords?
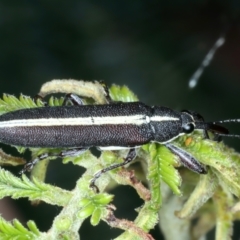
left=0, top=82, right=238, bottom=191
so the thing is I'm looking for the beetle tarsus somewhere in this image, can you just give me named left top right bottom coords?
left=19, top=147, right=88, bottom=175
left=89, top=148, right=137, bottom=192
left=19, top=162, right=35, bottom=174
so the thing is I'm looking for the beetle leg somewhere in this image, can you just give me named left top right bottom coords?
left=90, top=148, right=137, bottom=192
left=19, top=147, right=89, bottom=174
left=98, top=80, right=112, bottom=103
left=165, top=143, right=207, bottom=174
left=62, top=93, right=85, bottom=106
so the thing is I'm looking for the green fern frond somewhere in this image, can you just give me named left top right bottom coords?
left=109, top=84, right=138, bottom=102
left=47, top=96, right=64, bottom=106
left=0, top=216, right=40, bottom=240
left=0, top=169, right=72, bottom=205
left=0, top=94, right=44, bottom=114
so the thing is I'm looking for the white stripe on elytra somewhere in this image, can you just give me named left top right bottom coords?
left=150, top=116, right=179, bottom=122
left=0, top=115, right=145, bottom=127
left=0, top=115, right=179, bottom=128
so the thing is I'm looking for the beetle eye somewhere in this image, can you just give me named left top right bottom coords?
left=183, top=123, right=194, bottom=134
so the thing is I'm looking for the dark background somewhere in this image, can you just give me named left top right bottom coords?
left=0, top=1, right=240, bottom=239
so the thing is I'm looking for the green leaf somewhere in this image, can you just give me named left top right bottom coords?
left=156, top=145, right=182, bottom=195
left=0, top=169, right=72, bottom=206
left=176, top=169, right=218, bottom=218
left=109, top=85, right=138, bottom=102
left=77, top=203, right=95, bottom=219
left=76, top=193, right=113, bottom=224
left=48, top=96, right=64, bottom=106
left=213, top=188, right=234, bottom=240
left=176, top=133, right=240, bottom=197
left=26, top=221, right=41, bottom=235
left=90, top=208, right=102, bottom=226
left=143, top=142, right=182, bottom=208
left=0, top=94, right=44, bottom=114
left=0, top=216, right=39, bottom=239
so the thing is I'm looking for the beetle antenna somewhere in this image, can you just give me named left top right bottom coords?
left=188, top=35, right=225, bottom=89
left=213, top=119, right=240, bottom=124
left=214, top=133, right=240, bottom=139
left=207, top=119, right=240, bottom=138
